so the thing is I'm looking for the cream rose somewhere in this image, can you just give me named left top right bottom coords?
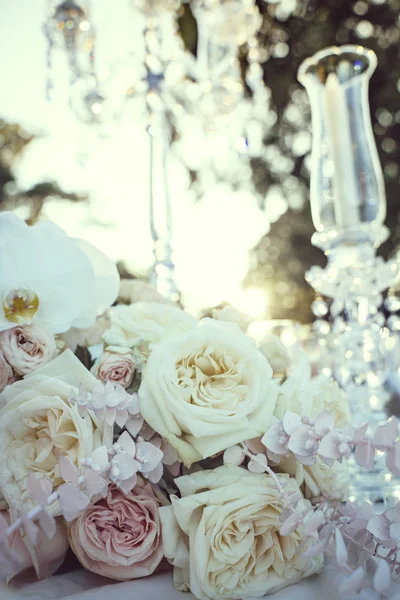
left=140, top=320, right=278, bottom=467
left=0, top=350, right=112, bottom=512
left=160, top=465, right=323, bottom=599
left=103, top=302, right=197, bottom=363
left=91, top=346, right=137, bottom=388
left=275, top=351, right=350, bottom=428
left=0, top=324, right=58, bottom=375
left=303, top=458, right=349, bottom=502
left=273, top=454, right=348, bottom=502
left=0, top=351, right=13, bottom=392
left=258, top=333, right=291, bottom=375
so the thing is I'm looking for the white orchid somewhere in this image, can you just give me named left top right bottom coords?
left=0, top=212, right=119, bottom=333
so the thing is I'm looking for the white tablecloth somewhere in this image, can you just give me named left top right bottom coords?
left=0, top=565, right=363, bottom=600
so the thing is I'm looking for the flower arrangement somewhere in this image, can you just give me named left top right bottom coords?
left=1, top=212, right=400, bottom=599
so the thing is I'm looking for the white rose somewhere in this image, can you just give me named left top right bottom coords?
left=160, top=465, right=323, bottom=599
left=273, top=454, right=348, bottom=502
left=303, top=458, right=349, bottom=502
left=140, top=319, right=278, bottom=467
left=0, top=350, right=112, bottom=512
left=103, top=302, right=197, bottom=363
left=258, top=333, right=291, bottom=375
left=275, top=351, right=350, bottom=428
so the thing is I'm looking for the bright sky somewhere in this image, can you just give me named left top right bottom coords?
left=0, top=0, right=272, bottom=317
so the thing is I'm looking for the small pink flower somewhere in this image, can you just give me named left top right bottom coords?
left=0, top=351, right=13, bottom=393
left=68, top=481, right=168, bottom=580
left=92, top=347, right=136, bottom=389
left=0, top=324, right=58, bottom=375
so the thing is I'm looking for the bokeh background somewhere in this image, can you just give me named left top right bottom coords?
left=1, top=0, right=399, bottom=321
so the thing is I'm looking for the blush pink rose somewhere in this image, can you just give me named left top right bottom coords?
left=68, top=481, right=167, bottom=580
left=1, top=510, right=68, bottom=581
left=92, top=348, right=136, bottom=389
left=0, top=324, right=58, bottom=375
left=0, top=352, right=13, bottom=393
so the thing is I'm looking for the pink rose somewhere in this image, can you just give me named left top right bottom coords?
left=69, top=481, right=167, bottom=580
left=0, top=352, right=13, bottom=392
left=0, top=324, right=58, bottom=375
left=92, top=347, right=136, bottom=389
left=1, top=510, right=68, bottom=581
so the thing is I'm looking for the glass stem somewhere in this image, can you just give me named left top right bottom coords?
left=148, top=109, right=178, bottom=300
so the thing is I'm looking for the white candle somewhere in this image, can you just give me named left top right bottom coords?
left=324, top=72, right=360, bottom=229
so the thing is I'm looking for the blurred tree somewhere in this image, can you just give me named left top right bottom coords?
left=0, top=119, right=86, bottom=223
left=244, top=0, right=400, bottom=321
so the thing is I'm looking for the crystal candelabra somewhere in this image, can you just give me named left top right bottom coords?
left=43, top=0, right=272, bottom=299
left=298, top=45, right=400, bottom=503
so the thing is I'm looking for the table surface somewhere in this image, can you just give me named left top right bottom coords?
left=0, top=565, right=370, bottom=600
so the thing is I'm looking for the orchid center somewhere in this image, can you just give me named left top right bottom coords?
left=3, top=288, right=39, bottom=324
